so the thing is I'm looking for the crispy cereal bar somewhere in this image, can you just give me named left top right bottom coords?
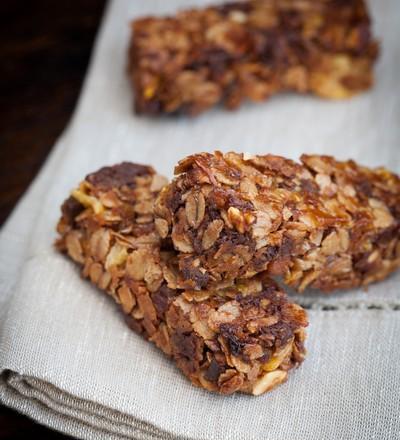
left=56, top=162, right=308, bottom=395
left=128, top=0, right=378, bottom=116
left=155, top=152, right=400, bottom=292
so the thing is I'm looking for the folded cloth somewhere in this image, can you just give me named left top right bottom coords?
left=0, top=0, right=399, bottom=439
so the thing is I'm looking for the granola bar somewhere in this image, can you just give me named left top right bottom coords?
left=56, top=162, right=168, bottom=257
left=56, top=162, right=307, bottom=395
left=128, top=0, right=378, bottom=116
left=155, top=152, right=400, bottom=292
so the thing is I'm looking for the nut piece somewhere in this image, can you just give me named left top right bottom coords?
left=252, top=370, right=288, bottom=396
left=227, top=207, right=246, bottom=233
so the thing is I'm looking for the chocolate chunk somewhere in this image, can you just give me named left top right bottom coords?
left=86, top=162, right=153, bottom=191
left=61, top=196, right=84, bottom=225
left=171, top=331, right=202, bottom=360
left=152, top=285, right=178, bottom=319
left=204, top=358, right=224, bottom=383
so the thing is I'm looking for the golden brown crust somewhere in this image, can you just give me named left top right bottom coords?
left=155, top=152, right=400, bottom=292
left=128, top=0, right=378, bottom=116
left=56, top=162, right=308, bottom=396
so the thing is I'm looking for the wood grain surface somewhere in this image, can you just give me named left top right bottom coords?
left=0, top=0, right=106, bottom=438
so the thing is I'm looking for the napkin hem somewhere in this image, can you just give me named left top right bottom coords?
left=0, top=370, right=196, bottom=440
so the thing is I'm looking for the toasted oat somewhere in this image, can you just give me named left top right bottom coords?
left=202, top=219, right=224, bottom=250
left=185, top=191, right=206, bottom=229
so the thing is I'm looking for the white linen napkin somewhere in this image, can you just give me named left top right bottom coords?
left=1, top=1, right=399, bottom=439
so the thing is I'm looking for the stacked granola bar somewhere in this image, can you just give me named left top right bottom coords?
left=129, top=0, right=379, bottom=116
left=155, top=152, right=400, bottom=292
left=57, top=153, right=400, bottom=395
left=56, top=162, right=307, bottom=395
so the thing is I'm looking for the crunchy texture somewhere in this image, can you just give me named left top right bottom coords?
left=128, top=0, right=378, bottom=116
left=155, top=152, right=400, bottom=292
left=56, top=162, right=308, bottom=395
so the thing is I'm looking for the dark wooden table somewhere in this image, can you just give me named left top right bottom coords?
left=0, top=0, right=106, bottom=438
